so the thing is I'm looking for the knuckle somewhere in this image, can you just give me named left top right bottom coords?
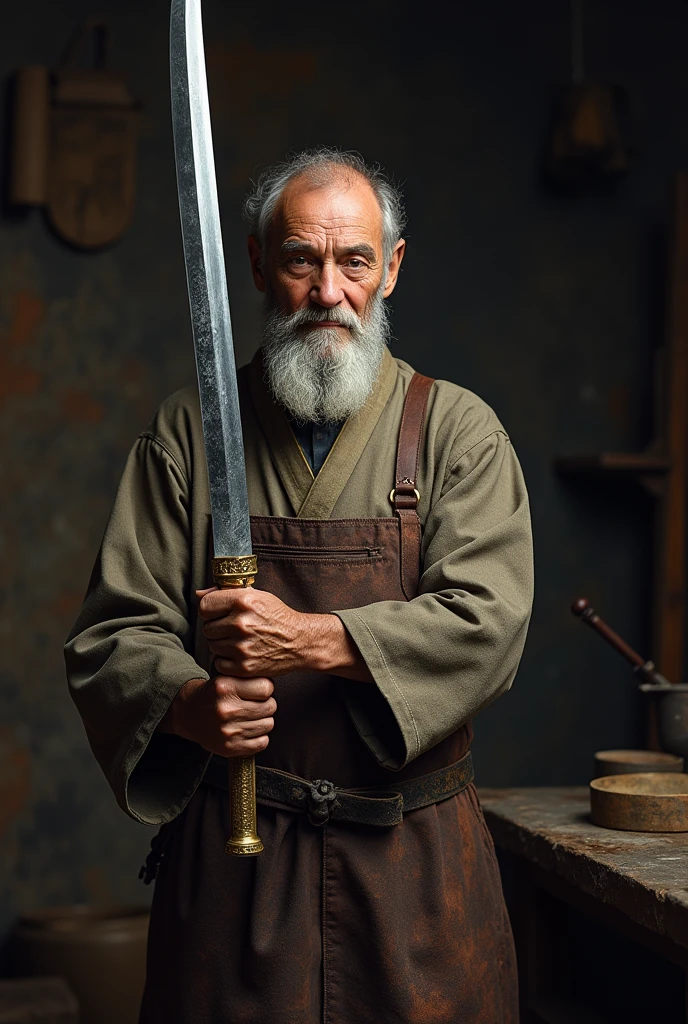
left=257, top=679, right=273, bottom=700
left=214, top=677, right=232, bottom=698
left=222, top=700, right=242, bottom=723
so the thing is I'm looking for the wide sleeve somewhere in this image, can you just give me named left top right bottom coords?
left=64, top=433, right=210, bottom=825
left=336, top=430, right=533, bottom=770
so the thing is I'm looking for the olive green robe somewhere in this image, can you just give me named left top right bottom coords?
left=65, top=347, right=533, bottom=826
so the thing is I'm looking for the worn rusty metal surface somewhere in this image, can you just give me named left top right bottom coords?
left=480, top=787, right=688, bottom=949
left=590, top=772, right=688, bottom=831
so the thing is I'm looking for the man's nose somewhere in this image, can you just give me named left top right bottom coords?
left=310, top=263, right=343, bottom=308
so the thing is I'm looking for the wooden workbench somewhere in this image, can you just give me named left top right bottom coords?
left=480, top=787, right=688, bottom=1024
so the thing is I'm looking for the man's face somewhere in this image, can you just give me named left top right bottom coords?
left=250, top=170, right=405, bottom=423
left=248, top=172, right=404, bottom=334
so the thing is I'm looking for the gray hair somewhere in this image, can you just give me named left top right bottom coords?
left=243, top=148, right=406, bottom=265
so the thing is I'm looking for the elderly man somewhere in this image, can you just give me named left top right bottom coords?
left=66, top=149, right=533, bottom=1024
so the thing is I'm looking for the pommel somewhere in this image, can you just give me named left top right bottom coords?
left=571, top=597, right=591, bottom=617
left=212, top=555, right=258, bottom=589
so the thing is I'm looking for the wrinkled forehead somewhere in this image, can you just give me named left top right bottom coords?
left=268, top=170, right=384, bottom=252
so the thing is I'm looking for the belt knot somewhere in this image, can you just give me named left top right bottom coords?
left=307, top=778, right=340, bottom=826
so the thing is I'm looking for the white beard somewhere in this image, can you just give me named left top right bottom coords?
left=261, top=291, right=390, bottom=424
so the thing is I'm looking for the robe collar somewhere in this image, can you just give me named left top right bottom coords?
left=247, top=346, right=397, bottom=519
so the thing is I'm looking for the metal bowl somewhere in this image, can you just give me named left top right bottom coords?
left=593, top=749, right=683, bottom=777
left=590, top=772, right=688, bottom=831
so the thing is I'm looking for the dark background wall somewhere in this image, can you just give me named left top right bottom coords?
left=1, top=0, right=686, bottom=941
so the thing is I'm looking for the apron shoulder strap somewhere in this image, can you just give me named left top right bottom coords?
left=393, top=372, right=435, bottom=506
left=392, top=372, right=435, bottom=599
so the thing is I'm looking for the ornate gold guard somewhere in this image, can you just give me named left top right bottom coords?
left=213, top=554, right=257, bottom=588
left=212, top=554, right=263, bottom=856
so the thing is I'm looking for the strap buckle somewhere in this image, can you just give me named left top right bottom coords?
left=307, top=779, right=340, bottom=826
left=389, top=483, right=421, bottom=506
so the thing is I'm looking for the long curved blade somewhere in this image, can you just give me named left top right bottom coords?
left=170, top=0, right=251, bottom=558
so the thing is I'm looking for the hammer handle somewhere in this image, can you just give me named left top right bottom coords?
left=571, top=598, right=646, bottom=668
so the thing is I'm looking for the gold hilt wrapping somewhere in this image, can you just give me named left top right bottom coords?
left=226, top=754, right=263, bottom=856
left=212, top=554, right=263, bottom=857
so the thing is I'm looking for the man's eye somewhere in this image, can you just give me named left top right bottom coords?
left=289, top=256, right=310, bottom=267
left=346, top=259, right=366, bottom=269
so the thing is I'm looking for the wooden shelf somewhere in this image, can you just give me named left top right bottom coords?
left=554, top=452, right=671, bottom=476
left=552, top=172, right=688, bottom=692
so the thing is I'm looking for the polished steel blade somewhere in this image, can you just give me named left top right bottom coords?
left=170, top=0, right=251, bottom=558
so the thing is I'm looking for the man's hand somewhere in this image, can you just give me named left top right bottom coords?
left=158, top=674, right=276, bottom=758
left=198, top=587, right=372, bottom=682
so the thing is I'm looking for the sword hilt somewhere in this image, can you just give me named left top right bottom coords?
left=212, top=554, right=263, bottom=857
left=213, top=555, right=257, bottom=588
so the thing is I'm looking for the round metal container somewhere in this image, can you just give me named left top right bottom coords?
left=590, top=772, right=688, bottom=832
left=640, top=684, right=688, bottom=758
left=11, top=905, right=149, bottom=1024
left=593, top=749, right=684, bottom=777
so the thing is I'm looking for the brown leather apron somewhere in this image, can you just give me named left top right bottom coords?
left=140, top=374, right=518, bottom=1024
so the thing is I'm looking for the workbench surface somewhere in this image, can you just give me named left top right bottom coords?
left=479, top=786, right=688, bottom=951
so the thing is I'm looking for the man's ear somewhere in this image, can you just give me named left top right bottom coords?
left=248, top=235, right=266, bottom=292
left=383, top=239, right=406, bottom=298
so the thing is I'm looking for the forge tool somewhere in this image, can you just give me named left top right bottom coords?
left=572, top=597, right=688, bottom=758
left=571, top=597, right=671, bottom=686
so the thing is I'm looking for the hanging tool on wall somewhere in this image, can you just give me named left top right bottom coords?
left=544, top=0, right=632, bottom=186
left=9, top=20, right=140, bottom=249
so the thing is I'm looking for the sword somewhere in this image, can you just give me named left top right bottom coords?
left=170, top=0, right=263, bottom=856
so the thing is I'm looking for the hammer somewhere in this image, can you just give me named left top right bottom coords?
left=571, top=598, right=672, bottom=686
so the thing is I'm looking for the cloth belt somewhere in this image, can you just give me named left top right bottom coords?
left=203, top=751, right=473, bottom=827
